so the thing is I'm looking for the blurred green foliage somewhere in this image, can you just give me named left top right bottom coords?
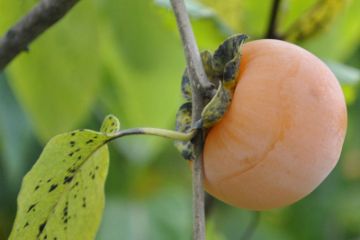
left=0, top=0, right=359, bottom=239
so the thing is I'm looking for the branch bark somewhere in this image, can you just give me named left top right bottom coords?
left=0, top=0, right=80, bottom=71
left=170, top=0, right=212, bottom=239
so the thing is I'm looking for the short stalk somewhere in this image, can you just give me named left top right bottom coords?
left=110, top=127, right=196, bottom=142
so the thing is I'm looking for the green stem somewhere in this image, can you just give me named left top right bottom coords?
left=110, top=127, right=196, bottom=142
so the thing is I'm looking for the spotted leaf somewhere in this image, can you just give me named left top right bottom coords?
left=9, top=115, right=120, bottom=240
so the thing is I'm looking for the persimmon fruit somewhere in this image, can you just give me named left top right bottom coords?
left=203, top=39, right=347, bottom=210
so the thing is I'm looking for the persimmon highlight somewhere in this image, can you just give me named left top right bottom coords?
left=203, top=39, right=347, bottom=210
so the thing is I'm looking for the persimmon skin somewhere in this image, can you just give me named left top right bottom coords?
left=203, top=39, right=347, bottom=210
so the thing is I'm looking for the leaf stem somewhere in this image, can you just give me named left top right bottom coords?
left=111, top=127, right=196, bottom=141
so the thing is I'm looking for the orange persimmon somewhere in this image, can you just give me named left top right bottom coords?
left=203, top=39, right=347, bottom=210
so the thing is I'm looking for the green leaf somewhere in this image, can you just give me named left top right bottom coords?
left=325, top=61, right=360, bottom=104
left=326, top=61, right=360, bottom=85
left=98, top=0, right=184, bottom=126
left=197, top=0, right=246, bottom=33
left=97, top=0, right=186, bottom=162
left=5, top=1, right=101, bottom=142
left=206, top=218, right=226, bottom=240
left=155, top=0, right=215, bottom=18
left=0, top=0, right=37, bottom=33
left=283, top=0, right=346, bottom=42
left=198, top=0, right=360, bottom=61
left=98, top=188, right=192, bottom=240
left=198, top=0, right=271, bottom=36
left=301, top=0, right=360, bottom=60
left=272, top=0, right=360, bottom=60
left=9, top=115, right=120, bottom=240
left=0, top=74, right=34, bottom=187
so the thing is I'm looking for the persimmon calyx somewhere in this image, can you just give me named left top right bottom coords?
left=174, top=34, right=248, bottom=160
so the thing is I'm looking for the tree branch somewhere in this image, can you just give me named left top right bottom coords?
left=0, top=0, right=80, bottom=71
left=169, top=0, right=212, bottom=92
left=266, top=0, right=282, bottom=39
left=170, top=0, right=212, bottom=239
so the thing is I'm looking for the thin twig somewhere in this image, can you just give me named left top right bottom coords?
left=0, top=0, right=80, bottom=71
left=170, top=0, right=212, bottom=239
left=266, top=0, right=282, bottom=39
left=169, top=0, right=212, bottom=92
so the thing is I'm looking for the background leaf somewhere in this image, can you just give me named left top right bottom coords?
left=2, top=1, right=101, bottom=142
left=0, top=74, right=35, bottom=188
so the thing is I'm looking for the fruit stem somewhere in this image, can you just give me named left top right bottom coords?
left=111, top=127, right=196, bottom=141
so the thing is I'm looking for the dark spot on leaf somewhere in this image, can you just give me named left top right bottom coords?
left=24, top=222, right=29, bottom=228
left=44, top=234, right=47, bottom=239
left=111, top=122, right=115, bottom=126
left=93, top=135, right=98, bottom=139
left=49, top=184, right=58, bottom=192
left=34, top=185, right=40, bottom=191
left=75, top=181, right=79, bottom=186
left=77, top=155, right=82, bottom=160
left=27, top=203, right=37, bottom=213
left=109, top=116, right=113, bottom=119
left=47, top=178, right=52, bottom=183
left=37, top=220, right=47, bottom=237
left=63, top=176, right=74, bottom=184
left=68, top=152, right=74, bottom=157
left=95, top=166, right=99, bottom=170
left=74, top=194, right=77, bottom=199
left=70, top=141, right=75, bottom=147
left=75, top=148, right=81, bottom=152
left=82, top=197, right=86, bottom=208
left=92, top=174, right=95, bottom=180
left=63, top=207, right=68, bottom=217
left=86, top=139, right=93, bottom=144
left=71, top=132, right=76, bottom=136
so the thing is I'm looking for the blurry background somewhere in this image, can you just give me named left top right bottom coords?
left=0, top=0, right=360, bottom=239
